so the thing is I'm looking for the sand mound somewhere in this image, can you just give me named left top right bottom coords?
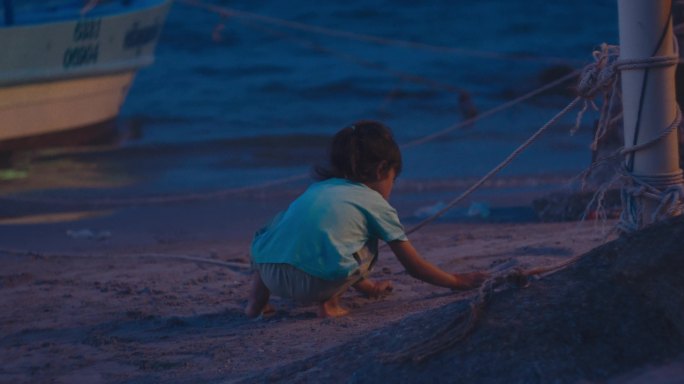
left=243, top=215, right=684, bottom=383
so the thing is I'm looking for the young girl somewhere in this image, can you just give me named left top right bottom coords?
left=246, top=120, right=487, bottom=318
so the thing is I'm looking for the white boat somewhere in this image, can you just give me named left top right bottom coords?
left=0, top=0, right=172, bottom=144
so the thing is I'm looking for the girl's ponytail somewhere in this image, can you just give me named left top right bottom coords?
left=314, top=121, right=402, bottom=182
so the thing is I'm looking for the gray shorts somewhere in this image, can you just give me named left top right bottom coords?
left=254, top=246, right=377, bottom=303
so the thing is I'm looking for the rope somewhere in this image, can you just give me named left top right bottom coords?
left=617, top=55, right=680, bottom=71
left=619, top=107, right=682, bottom=156
left=401, top=71, right=578, bottom=149
left=240, top=20, right=476, bottom=112
left=177, top=0, right=584, bottom=65
left=618, top=169, right=684, bottom=232
left=405, top=97, right=582, bottom=235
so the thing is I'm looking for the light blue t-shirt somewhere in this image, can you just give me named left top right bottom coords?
left=251, top=178, right=407, bottom=280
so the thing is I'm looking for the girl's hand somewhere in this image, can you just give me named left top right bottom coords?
left=452, top=271, right=489, bottom=290
left=353, top=278, right=393, bottom=298
left=368, top=280, right=393, bottom=298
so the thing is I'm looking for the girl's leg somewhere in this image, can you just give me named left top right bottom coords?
left=245, top=271, right=272, bottom=318
left=318, top=293, right=349, bottom=318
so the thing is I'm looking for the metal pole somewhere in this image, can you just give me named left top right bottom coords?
left=618, top=0, right=684, bottom=226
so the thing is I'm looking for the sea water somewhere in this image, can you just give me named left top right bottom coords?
left=6, top=0, right=620, bottom=220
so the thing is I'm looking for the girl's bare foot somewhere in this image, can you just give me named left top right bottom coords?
left=319, top=295, right=349, bottom=318
left=245, top=272, right=271, bottom=318
left=260, top=303, right=277, bottom=317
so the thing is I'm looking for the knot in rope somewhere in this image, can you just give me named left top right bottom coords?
left=577, top=44, right=620, bottom=100
left=618, top=168, right=684, bottom=232
left=576, top=43, right=679, bottom=101
left=655, top=184, right=684, bottom=218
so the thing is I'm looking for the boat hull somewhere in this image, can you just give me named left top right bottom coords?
left=0, top=0, right=171, bottom=142
left=0, top=71, right=134, bottom=141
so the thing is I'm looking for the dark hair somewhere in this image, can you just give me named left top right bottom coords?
left=314, top=120, right=402, bottom=182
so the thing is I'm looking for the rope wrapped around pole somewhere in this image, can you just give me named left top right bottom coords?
left=572, top=42, right=684, bottom=233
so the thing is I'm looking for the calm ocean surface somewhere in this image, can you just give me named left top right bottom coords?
left=7, top=0, right=620, bottom=213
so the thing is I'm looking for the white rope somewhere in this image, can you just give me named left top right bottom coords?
left=618, top=47, right=683, bottom=230
left=618, top=169, right=684, bottom=229
left=241, top=20, right=476, bottom=112
left=402, top=71, right=578, bottom=149
left=620, top=108, right=682, bottom=156
left=406, top=97, right=583, bottom=235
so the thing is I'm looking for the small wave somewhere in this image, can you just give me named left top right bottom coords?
left=297, top=78, right=392, bottom=100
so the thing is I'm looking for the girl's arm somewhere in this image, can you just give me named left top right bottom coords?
left=389, top=239, right=487, bottom=290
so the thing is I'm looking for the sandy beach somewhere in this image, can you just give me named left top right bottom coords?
left=0, top=191, right=621, bottom=383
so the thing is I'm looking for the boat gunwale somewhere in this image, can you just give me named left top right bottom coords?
left=1, top=0, right=172, bottom=29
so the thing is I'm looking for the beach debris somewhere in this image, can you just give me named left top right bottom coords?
left=467, top=202, right=490, bottom=219
left=66, top=229, right=112, bottom=241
